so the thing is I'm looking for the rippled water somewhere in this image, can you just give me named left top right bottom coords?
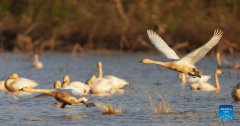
left=0, top=52, right=239, bottom=126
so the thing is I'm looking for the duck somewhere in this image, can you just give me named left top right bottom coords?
left=140, top=29, right=223, bottom=78
left=231, top=83, right=240, bottom=101
left=33, top=54, right=43, bottom=69
left=190, top=69, right=222, bottom=93
left=20, top=86, right=95, bottom=108
left=4, top=73, right=38, bottom=95
left=62, top=75, right=90, bottom=95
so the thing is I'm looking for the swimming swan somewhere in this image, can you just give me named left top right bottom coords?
left=88, top=62, right=128, bottom=94
left=97, top=62, right=128, bottom=90
left=33, top=54, right=43, bottom=69
left=4, top=73, right=38, bottom=95
left=20, top=87, right=95, bottom=108
left=190, top=69, right=222, bottom=93
left=140, top=29, right=223, bottom=78
left=231, top=83, right=240, bottom=101
left=62, top=75, right=90, bottom=95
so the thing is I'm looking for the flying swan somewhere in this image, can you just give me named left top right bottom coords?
left=140, top=29, right=223, bottom=78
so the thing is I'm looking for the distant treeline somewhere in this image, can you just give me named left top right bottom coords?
left=0, top=0, right=239, bottom=53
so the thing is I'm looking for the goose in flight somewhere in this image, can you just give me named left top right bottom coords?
left=33, top=54, right=43, bottom=69
left=231, top=83, right=240, bottom=101
left=190, top=69, right=222, bottom=93
left=4, top=73, right=38, bottom=95
left=140, top=29, right=223, bottom=78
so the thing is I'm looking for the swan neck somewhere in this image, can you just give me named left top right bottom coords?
left=35, top=55, right=39, bottom=62
left=23, top=88, right=53, bottom=95
left=216, top=51, right=221, bottom=66
left=214, top=72, right=220, bottom=92
left=144, top=59, right=169, bottom=67
left=98, top=62, right=103, bottom=78
left=4, top=78, right=15, bottom=92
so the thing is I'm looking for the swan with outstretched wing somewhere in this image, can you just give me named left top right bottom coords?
left=140, top=29, right=223, bottom=78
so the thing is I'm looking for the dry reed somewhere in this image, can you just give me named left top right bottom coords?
left=148, top=93, right=172, bottom=114
left=97, top=103, right=122, bottom=115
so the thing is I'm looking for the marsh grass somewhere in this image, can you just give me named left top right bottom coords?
left=97, top=103, right=122, bottom=115
left=148, top=93, right=172, bottom=114
left=0, top=0, right=240, bottom=52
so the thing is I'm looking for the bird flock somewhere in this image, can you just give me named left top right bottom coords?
left=1, top=29, right=240, bottom=115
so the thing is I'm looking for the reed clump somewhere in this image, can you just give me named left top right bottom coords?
left=97, top=103, right=122, bottom=115
left=148, top=94, right=172, bottom=114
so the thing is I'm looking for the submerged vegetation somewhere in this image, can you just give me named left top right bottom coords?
left=0, top=0, right=239, bottom=53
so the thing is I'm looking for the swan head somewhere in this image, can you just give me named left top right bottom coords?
left=8, top=73, right=20, bottom=80
left=54, top=80, right=62, bottom=89
left=97, top=61, right=102, bottom=68
left=63, top=75, right=70, bottom=86
left=139, top=58, right=151, bottom=63
left=215, top=69, right=222, bottom=75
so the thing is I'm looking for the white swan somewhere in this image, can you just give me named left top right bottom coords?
left=62, top=75, right=90, bottom=95
left=97, top=62, right=128, bottom=90
left=21, top=86, right=95, bottom=108
left=33, top=54, right=43, bottom=69
left=140, top=29, right=223, bottom=78
left=4, top=73, right=38, bottom=95
left=190, top=69, right=222, bottom=93
left=87, top=62, right=128, bottom=94
left=232, top=83, right=240, bottom=101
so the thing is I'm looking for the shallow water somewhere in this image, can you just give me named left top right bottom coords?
left=0, top=52, right=239, bottom=126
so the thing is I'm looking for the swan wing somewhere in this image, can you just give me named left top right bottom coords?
left=12, top=78, right=38, bottom=90
left=178, top=29, right=223, bottom=65
left=58, top=87, right=81, bottom=98
left=147, top=30, right=180, bottom=60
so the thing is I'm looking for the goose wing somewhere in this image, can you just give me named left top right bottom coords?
left=178, top=29, right=223, bottom=65
left=147, top=30, right=180, bottom=60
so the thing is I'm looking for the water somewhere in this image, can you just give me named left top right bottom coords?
left=0, top=52, right=239, bottom=126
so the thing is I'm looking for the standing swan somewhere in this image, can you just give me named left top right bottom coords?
left=87, top=62, right=113, bottom=94
left=190, top=69, right=222, bottom=93
left=20, top=86, right=95, bottom=108
left=140, top=29, right=223, bottom=78
left=231, top=83, right=240, bottom=101
left=33, top=54, right=43, bottom=69
left=4, top=73, right=38, bottom=95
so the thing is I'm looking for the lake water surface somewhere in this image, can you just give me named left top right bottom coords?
left=0, top=53, right=239, bottom=126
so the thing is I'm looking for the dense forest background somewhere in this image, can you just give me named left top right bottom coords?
left=0, top=0, right=239, bottom=54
